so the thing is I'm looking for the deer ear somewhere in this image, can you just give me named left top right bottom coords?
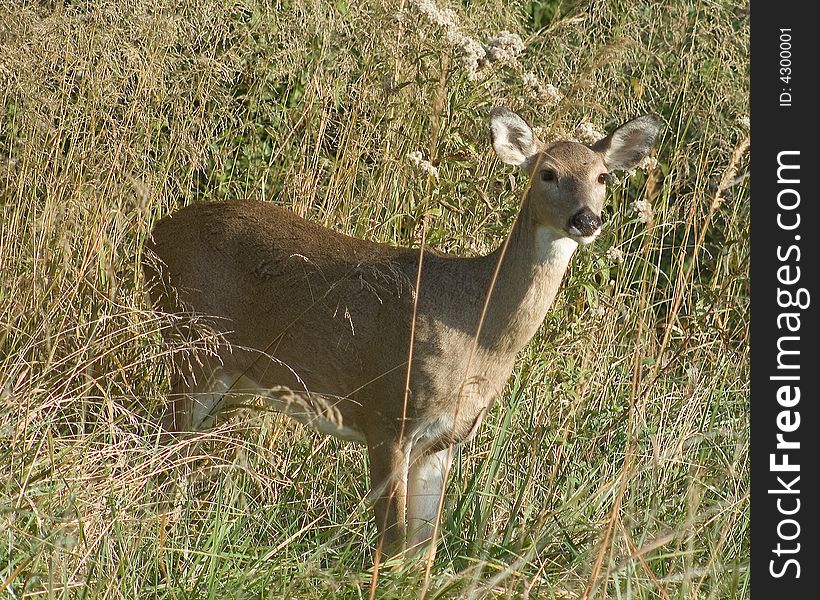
left=591, top=114, right=663, bottom=171
left=490, top=107, right=538, bottom=168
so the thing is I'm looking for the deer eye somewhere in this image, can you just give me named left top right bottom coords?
left=597, top=173, right=608, bottom=184
left=541, top=169, right=556, bottom=182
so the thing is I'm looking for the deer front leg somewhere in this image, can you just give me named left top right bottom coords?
left=367, top=437, right=410, bottom=557
left=407, top=446, right=454, bottom=554
left=162, top=351, right=235, bottom=433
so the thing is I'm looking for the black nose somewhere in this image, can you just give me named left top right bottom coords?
left=569, top=208, right=602, bottom=237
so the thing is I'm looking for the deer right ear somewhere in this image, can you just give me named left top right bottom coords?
left=490, top=107, right=538, bottom=168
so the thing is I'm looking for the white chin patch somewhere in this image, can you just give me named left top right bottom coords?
left=568, top=225, right=602, bottom=245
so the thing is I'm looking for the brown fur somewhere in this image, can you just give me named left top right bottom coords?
left=144, top=109, right=661, bottom=556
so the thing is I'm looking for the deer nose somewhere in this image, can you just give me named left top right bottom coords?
left=568, top=208, right=603, bottom=238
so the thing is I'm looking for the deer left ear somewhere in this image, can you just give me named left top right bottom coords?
left=591, top=114, right=663, bottom=171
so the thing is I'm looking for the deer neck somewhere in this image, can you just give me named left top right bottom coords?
left=476, top=196, right=578, bottom=357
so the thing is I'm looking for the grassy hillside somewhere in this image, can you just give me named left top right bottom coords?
left=1, top=0, right=749, bottom=597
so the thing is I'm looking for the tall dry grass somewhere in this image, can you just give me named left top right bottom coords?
left=1, top=0, right=748, bottom=597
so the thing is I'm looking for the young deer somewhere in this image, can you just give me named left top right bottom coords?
left=145, top=108, right=661, bottom=557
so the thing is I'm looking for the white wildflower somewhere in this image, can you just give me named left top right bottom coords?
left=408, top=151, right=439, bottom=179
left=521, top=71, right=539, bottom=87
left=606, top=246, right=625, bottom=264
left=629, top=199, right=654, bottom=224
left=447, top=30, right=487, bottom=80
left=592, top=304, right=607, bottom=317
left=635, top=154, right=658, bottom=173
left=574, top=121, right=606, bottom=145
left=421, top=163, right=440, bottom=178
left=408, top=2, right=530, bottom=81
left=409, top=0, right=459, bottom=32
left=522, top=72, right=562, bottom=103
left=484, top=31, right=525, bottom=65
left=408, top=2, right=531, bottom=80
left=542, top=83, right=562, bottom=102
left=737, top=115, right=750, bottom=130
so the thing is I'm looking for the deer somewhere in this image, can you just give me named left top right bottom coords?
left=144, top=107, right=662, bottom=558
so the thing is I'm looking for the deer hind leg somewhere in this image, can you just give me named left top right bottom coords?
left=406, top=446, right=454, bottom=553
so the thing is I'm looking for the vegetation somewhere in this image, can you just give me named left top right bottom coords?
left=1, top=0, right=749, bottom=597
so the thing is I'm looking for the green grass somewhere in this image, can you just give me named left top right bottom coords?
left=1, top=0, right=749, bottom=597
